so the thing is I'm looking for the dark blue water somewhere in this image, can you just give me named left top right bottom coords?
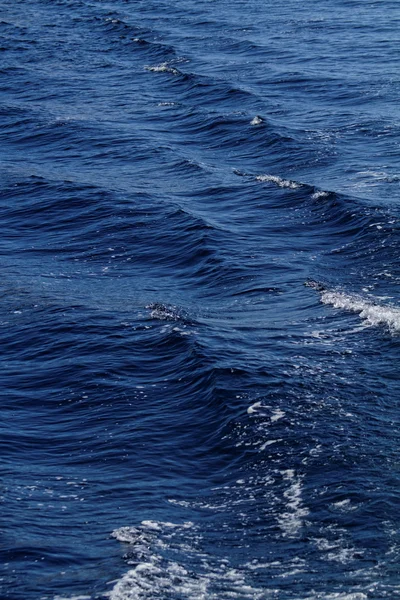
left=1, top=0, right=400, bottom=598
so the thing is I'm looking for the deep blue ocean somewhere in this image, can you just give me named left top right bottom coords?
left=1, top=0, right=400, bottom=598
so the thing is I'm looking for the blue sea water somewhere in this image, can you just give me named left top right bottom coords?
left=1, top=0, right=400, bottom=598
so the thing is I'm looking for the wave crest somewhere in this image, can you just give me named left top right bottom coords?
left=255, top=174, right=303, bottom=189
left=320, top=289, right=400, bottom=332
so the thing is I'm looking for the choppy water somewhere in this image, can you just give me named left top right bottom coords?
left=1, top=0, right=400, bottom=599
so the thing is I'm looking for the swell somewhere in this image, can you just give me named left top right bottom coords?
left=0, top=2, right=330, bottom=186
left=234, top=170, right=400, bottom=329
left=240, top=169, right=400, bottom=246
left=0, top=95, right=313, bottom=179
left=1, top=173, right=256, bottom=299
left=2, top=2, right=400, bottom=600
left=0, top=296, right=243, bottom=480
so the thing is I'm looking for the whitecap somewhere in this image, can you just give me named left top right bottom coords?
left=145, top=63, right=180, bottom=75
left=311, top=190, right=330, bottom=200
left=255, top=174, right=302, bottom=189
left=320, top=289, right=400, bottom=331
left=146, top=303, right=181, bottom=321
left=250, top=115, right=263, bottom=126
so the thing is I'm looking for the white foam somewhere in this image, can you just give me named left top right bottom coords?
left=141, top=520, right=193, bottom=530
left=54, top=596, right=91, bottom=600
left=146, top=303, right=179, bottom=321
left=112, top=521, right=193, bottom=543
left=320, top=289, right=400, bottom=331
left=317, top=594, right=367, bottom=600
left=270, top=409, right=285, bottom=423
left=311, top=190, right=330, bottom=200
left=167, top=498, right=191, bottom=507
left=247, top=403, right=284, bottom=422
left=332, top=499, right=357, bottom=511
left=250, top=115, right=263, bottom=126
left=247, top=401, right=262, bottom=414
left=109, top=561, right=266, bottom=600
left=314, top=537, right=357, bottom=563
left=111, top=526, right=146, bottom=545
left=145, top=63, right=180, bottom=75
left=300, top=594, right=368, bottom=600
left=281, top=469, right=295, bottom=479
left=277, top=470, right=309, bottom=538
left=259, top=439, right=281, bottom=450
left=110, top=521, right=266, bottom=599
left=255, top=174, right=302, bottom=189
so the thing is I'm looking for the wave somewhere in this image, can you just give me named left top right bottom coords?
left=307, top=282, right=400, bottom=332
left=320, top=289, right=400, bottom=331
left=2, top=2, right=400, bottom=599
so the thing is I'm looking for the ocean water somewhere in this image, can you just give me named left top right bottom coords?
left=1, top=0, right=400, bottom=598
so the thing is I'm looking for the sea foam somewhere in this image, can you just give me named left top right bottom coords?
left=320, top=289, right=400, bottom=331
left=255, top=174, right=303, bottom=189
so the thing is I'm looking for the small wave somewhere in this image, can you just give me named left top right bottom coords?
left=232, top=285, right=281, bottom=297
left=319, top=289, right=400, bottom=331
left=255, top=174, right=303, bottom=189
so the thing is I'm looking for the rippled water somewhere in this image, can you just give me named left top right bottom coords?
left=1, top=1, right=400, bottom=599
